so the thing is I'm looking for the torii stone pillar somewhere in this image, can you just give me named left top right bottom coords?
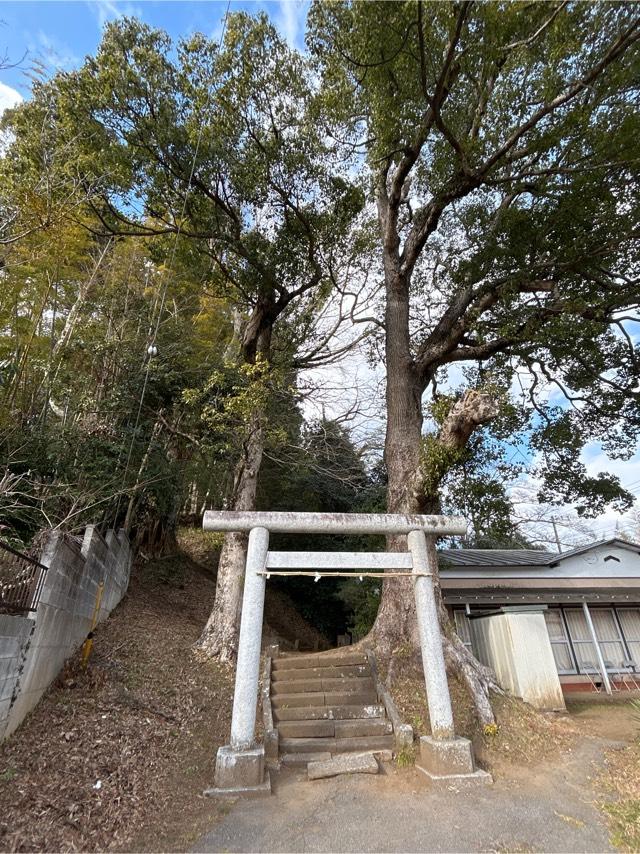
left=208, top=526, right=271, bottom=795
left=201, top=511, right=490, bottom=795
left=409, top=529, right=491, bottom=786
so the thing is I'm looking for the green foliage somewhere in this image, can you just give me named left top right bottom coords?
left=419, top=434, right=468, bottom=499
left=0, top=767, right=17, bottom=785
left=395, top=745, right=416, bottom=768
left=0, top=230, right=233, bottom=545
left=2, top=1, right=639, bottom=561
left=0, top=12, right=364, bottom=549
left=256, top=418, right=385, bottom=640
left=338, top=578, right=381, bottom=640
left=441, top=427, right=530, bottom=548
left=602, top=799, right=640, bottom=852
left=4, top=13, right=363, bottom=348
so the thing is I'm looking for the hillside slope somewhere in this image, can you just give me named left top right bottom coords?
left=0, top=535, right=326, bottom=852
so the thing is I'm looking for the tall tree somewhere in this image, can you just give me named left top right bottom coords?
left=2, top=14, right=365, bottom=659
left=309, top=1, right=640, bottom=722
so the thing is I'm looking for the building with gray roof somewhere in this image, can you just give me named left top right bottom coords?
left=439, top=538, right=640, bottom=696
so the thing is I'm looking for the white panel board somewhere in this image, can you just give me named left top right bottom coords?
left=266, top=551, right=413, bottom=570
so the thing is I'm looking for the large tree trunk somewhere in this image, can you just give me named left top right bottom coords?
left=195, top=412, right=265, bottom=661
left=195, top=310, right=274, bottom=662
left=369, top=270, right=425, bottom=655
left=370, top=262, right=501, bottom=724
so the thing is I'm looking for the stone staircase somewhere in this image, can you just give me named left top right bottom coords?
left=270, top=650, right=395, bottom=766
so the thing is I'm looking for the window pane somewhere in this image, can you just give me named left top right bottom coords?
left=617, top=609, right=640, bottom=641
left=591, top=609, right=619, bottom=642
left=544, top=609, right=566, bottom=641
left=591, top=610, right=626, bottom=669
left=626, top=642, right=640, bottom=667
left=544, top=610, right=575, bottom=673
left=572, top=642, right=599, bottom=672
left=565, top=608, right=626, bottom=671
left=454, top=610, right=471, bottom=646
left=564, top=609, right=592, bottom=641
left=617, top=609, right=640, bottom=667
left=598, top=642, right=626, bottom=669
left=550, top=643, right=574, bottom=672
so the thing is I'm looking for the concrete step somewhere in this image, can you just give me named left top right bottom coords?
left=324, top=690, right=379, bottom=706
left=335, top=719, right=393, bottom=738
left=322, top=677, right=376, bottom=692
left=278, top=719, right=336, bottom=739
left=272, top=664, right=370, bottom=682
left=271, top=652, right=369, bottom=673
left=272, top=679, right=323, bottom=695
left=271, top=692, right=326, bottom=708
left=281, top=748, right=393, bottom=769
left=277, top=718, right=392, bottom=740
left=272, top=677, right=376, bottom=696
left=273, top=689, right=378, bottom=709
left=281, top=751, right=332, bottom=767
left=279, top=734, right=394, bottom=754
left=308, top=751, right=379, bottom=780
left=273, top=703, right=386, bottom=722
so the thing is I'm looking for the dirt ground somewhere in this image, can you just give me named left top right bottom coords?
left=1, top=530, right=638, bottom=852
left=0, top=549, right=238, bottom=852
left=0, top=532, right=327, bottom=853
left=577, top=700, right=640, bottom=852
left=387, top=657, right=577, bottom=776
left=197, top=703, right=640, bottom=854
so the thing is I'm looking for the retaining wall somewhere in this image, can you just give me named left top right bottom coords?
left=0, top=527, right=132, bottom=740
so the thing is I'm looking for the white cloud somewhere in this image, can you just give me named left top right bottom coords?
left=0, top=82, right=22, bottom=115
left=86, top=0, right=143, bottom=30
left=505, top=440, right=640, bottom=550
left=22, top=30, right=79, bottom=74
left=0, top=83, right=23, bottom=156
left=581, top=443, right=640, bottom=539
left=273, top=0, right=308, bottom=50
left=508, top=472, right=598, bottom=550
left=301, top=349, right=386, bottom=449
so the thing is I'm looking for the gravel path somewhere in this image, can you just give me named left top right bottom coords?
left=195, top=735, right=616, bottom=853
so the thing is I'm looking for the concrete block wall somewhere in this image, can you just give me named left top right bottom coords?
left=0, top=527, right=132, bottom=740
left=0, top=614, right=34, bottom=731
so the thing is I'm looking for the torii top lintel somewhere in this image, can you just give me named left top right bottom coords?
left=202, top=510, right=467, bottom=536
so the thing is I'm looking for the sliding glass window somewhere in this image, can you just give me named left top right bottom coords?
left=616, top=608, right=640, bottom=668
left=543, top=609, right=576, bottom=674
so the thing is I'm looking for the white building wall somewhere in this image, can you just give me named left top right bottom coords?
left=470, top=609, right=566, bottom=711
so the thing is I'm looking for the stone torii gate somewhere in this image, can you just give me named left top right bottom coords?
left=202, top=510, right=491, bottom=794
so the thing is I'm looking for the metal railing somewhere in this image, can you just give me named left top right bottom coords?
left=0, top=541, right=48, bottom=614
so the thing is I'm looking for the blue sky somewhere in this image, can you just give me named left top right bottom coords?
left=0, top=0, right=308, bottom=104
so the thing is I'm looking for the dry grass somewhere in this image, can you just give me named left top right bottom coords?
left=596, top=716, right=640, bottom=852
left=387, top=655, right=575, bottom=775
left=0, top=529, right=330, bottom=852
left=0, top=552, right=234, bottom=852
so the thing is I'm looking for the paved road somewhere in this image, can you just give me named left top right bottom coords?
left=194, top=736, right=614, bottom=853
